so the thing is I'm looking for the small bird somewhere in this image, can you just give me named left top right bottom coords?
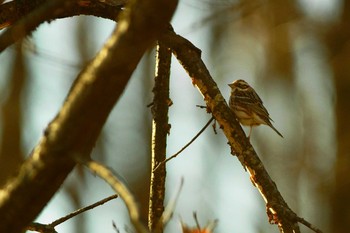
left=228, top=79, right=283, bottom=139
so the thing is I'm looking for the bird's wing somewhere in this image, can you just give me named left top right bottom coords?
left=243, top=88, right=273, bottom=123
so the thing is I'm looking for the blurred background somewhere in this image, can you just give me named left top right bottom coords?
left=0, top=0, right=348, bottom=232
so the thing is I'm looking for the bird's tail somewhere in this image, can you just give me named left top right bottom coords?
left=269, top=124, right=283, bottom=138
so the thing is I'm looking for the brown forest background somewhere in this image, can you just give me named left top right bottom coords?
left=0, top=0, right=349, bottom=232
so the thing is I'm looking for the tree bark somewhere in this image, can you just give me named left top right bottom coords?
left=148, top=42, right=171, bottom=232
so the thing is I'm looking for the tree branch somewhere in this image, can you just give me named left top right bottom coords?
left=81, top=159, right=147, bottom=233
left=0, top=0, right=75, bottom=52
left=27, top=194, right=118, bottom=232
left=0, top=0, right=178, bottom=231
left=0, top=0, right=123, bottom=51
left=0, top=42, right=25, bottom=186
left=153, top=117, right=215, bottom=172
left=159, top=28, right=305, bottom=233
left=148, top=41, right=172, bottom=232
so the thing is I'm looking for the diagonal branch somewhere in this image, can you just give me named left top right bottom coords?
left=159, top=28, right=306, bottom=233
left=82, top=159, right=148, bottom=233
left=27, top=194, right=118, bottom=232
left=0, top=0, right=178, bottom=232
left=153, top=116, right=215, bottom=172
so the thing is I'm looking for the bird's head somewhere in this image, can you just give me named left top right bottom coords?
left=228, top=79, right=250, bottom=91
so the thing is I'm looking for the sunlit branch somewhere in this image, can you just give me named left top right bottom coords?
left=81, top=159, right=148, bottom=233
left=148, top=41, right=172, bottom=233
left=155, top=177, right=184, bottom=231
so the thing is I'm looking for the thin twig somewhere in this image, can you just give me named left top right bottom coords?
left=195, top=105, right=207, bottom=109
left=296, top=217, right=323, bottom=233
left=153, top=117, right=215, bottom=172
left=50, top=194, right=118, bottom=227
left=193, top=212, right=201, bottom=230
left=112, top=221, right=120, bottom=233
left=27, top=194, right=118, bottom=232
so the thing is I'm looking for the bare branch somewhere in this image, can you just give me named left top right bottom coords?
left=296, top=217, right=323, bottom=233
left=82, top=159, right=148, bottom=233
left=0, top=0, right=123, bottom=30
left=50, top=194, right=118, bottom=227
left=153, top=117, right=215, bottom=172
left=150, top=177, right=184, bottom=233
left=0, top=0, right=178, bottom=231
left=148, top=41, right=172, bottom=232
left=0, top=0, right=74, bottom=52
left=27, top=194, right=118, bottom=232
left=159, top=28, right=318, bottom=233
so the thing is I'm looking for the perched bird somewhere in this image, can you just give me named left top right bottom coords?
left=228, top=79, right=283, bottom=139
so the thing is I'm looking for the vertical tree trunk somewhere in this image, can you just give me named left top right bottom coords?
left=148, top=42, right=171, bottom=232
left=0, top=42, right=24, bottom=186
left=327, top=2, right=350, bottom=232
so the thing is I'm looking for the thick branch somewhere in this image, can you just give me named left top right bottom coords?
left=148, top=42, right=171, bottom=232
left=0, top=0, right=123, bottom=50
left=0, top=0, right=75, bottom=52
left=0, top=0, right=178, bottom=231
left=160, top=28, right=301, bottom=233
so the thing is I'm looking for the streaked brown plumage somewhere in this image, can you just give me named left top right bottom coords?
left=228, top=79, right=283, bottom=139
